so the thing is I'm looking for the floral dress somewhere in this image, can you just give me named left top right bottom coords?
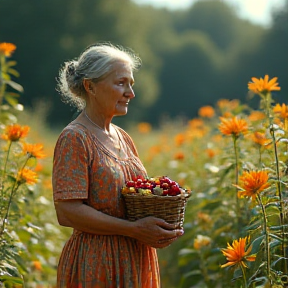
left=52, top=122, right=160, bottom=288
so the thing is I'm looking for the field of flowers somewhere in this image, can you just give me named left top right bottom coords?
left=0, top=43, right=287, bottom=288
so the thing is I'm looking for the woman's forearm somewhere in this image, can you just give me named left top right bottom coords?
left=55, top=200, right=135, bottom=237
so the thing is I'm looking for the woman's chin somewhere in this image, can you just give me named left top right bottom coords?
left=115, top=108, right=128, bottom=116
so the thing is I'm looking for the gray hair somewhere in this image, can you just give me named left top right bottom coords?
left=56, top=43, right=141, bottom=110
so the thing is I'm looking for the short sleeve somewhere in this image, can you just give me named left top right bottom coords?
left=52, top=127, right=90, bottom=201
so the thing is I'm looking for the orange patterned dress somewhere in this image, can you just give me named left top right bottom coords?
left=52, top=122, right=160, bottom=288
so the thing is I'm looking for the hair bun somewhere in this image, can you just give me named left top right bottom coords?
left=66, top=61, right=85, bottom=80
left=67, top=62, right=77, bottom=76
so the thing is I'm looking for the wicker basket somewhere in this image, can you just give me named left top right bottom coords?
left=122, top=191, right=191, bottom=228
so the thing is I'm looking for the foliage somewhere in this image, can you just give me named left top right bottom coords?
left=0, top=43, right=68, bottom=287
left=0, top=0, right=287, bottom=128
left=1, top=33, right=288, bottom=287
left=133, top=76, right=288, bottom=287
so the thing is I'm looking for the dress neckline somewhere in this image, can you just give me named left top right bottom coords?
left=70, top=122, right=133, bottom=163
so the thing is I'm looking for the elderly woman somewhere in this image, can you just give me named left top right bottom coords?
left=52, top=43, right=184, bottom=288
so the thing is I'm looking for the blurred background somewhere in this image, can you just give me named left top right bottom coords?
left=1, top=1, right=288, bottom=286
left=0, top=0, right=287, bottom=130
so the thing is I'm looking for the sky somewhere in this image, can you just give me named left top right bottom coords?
left=132, top=0, right=286, bottom=27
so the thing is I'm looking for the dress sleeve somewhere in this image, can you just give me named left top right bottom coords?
left=52, top=127, right=90, bottom=201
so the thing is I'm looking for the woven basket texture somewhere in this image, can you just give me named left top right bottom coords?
left=123, top=192, right=191, bottom=228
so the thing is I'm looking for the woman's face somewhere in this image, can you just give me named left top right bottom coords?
left=91, top=61, right=135, bottom=117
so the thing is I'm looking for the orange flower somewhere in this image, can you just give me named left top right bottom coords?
left=237, top=170, right=270, bottom=200
left=273, top=103, right=288, bottom=119
left=222, top=112, right=233, bottom=118
left=198, top=105, right=215, bottom=118
left=17, top=168, right=38, bottom=185
left=188, top=118, right=204, bottom=129
left=22, top=143, right=46, bottom=159
left=0, top=42, right=16, bottom=57
left=1, top=124, right=30, bottom=142
left=32, top=260, right=42, bottom=271
left=194, top=235, right=212, bottom=250
left=248, top=111, right=266, bottom=122
left=218, top=117, right=248, bottom=137
left=221, top=236, right=256, bottom=268
left=217, top=99, right=240, bottom=111
left=205, top=148, right=216, bottom=158
left=212, top=134, right=222, bottom=143
left=197, top=211, right=212, bottom=227
left=34, top=163, right=43, bottom=172
left=43, top=179, right=53, bottom=190
left=174, top=152, right=185, bottom=160
left=248, top=75, right=280, bottom=94
left=147, top=145, right=162, bottom=162
left=137, top=122, right=152, bottom=134
left=174, top=133, right=185, bottom=146
left=250, top=132, right=270, bottom=147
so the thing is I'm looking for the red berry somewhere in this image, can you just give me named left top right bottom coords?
left=162, top=190, right=169, bottom=196
left=144, top=183, right=152, bottom=189
left=126, top=181, right=135, bottom=187
left=171, top=185, right=180, bottom=193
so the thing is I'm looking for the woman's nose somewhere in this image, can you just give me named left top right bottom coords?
left=125, top=85, right=135, bottom=98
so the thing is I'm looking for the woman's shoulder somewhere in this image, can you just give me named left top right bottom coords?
left=59, top=122, right=90, bottom=137
left=55, top=122, right=93, bottom=147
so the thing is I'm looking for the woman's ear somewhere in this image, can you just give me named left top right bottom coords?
left=83, top=79, right=96, bottom=95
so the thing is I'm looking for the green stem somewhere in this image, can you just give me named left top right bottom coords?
left=199, top=251, right=211, bottom=287
left=0, top=141, right=12, bottom=219
left=258, top=145, right=262, bottom=168
left=270, top=125, right=281, bottom=196
left=1, top=141, right=12, bottom=184
left=0, top=181, right=19, bottom=237
left=233, top=135, right=241, bottom=232
left=0, top=155, right=30, bottom=237
left=257, top=194, right=271, bottom=284
left=240, top=263, right=247, bottom=288
left=263, top=91, right=287, bottom=274
left=270, top=122, right=287, bottom=274
left=0, top=54, right=5, bottom=106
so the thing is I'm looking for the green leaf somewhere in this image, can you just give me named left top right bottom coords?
left=251, top=235, right=265, bottom=253
left=202, top=199, right=223, bottom=210
left=183, top=269, right=202, bottom=278
left=4, top=92, right=19, bottom=98
left=178, top=248, right=195, bottom=256
left=3, top=80, right=24, bottom=92
left=270, top=233, right=287, bottom=243
left=245, top=220, right=261, bottom=231
left=4, top=95, right=19, bottom=107
left=0, top=275, right=24, bottom=284
left=271, top=255, right=286, bottom=268
left=6, top=175, right=16, bottom=184
left=7, top=68, right=20, bottom=78
left=248, top=276, right=267, bottom=286
left=6, top=61, right=17, bottom=68
left=269, top=225, right=285, bottom=231
left=0, top=261, right=20, bottom=277
left=13, top=254, right=29, bottom=274
left=269, top=239, right=282, bottom=249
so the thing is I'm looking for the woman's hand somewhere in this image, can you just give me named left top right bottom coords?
left=130, top=216, right=184, bottom=249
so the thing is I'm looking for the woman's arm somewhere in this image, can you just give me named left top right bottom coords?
left=55, top=199, right=184, bottom=248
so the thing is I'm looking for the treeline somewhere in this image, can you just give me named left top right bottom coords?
left=0, top=0, right=287, bottom=128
